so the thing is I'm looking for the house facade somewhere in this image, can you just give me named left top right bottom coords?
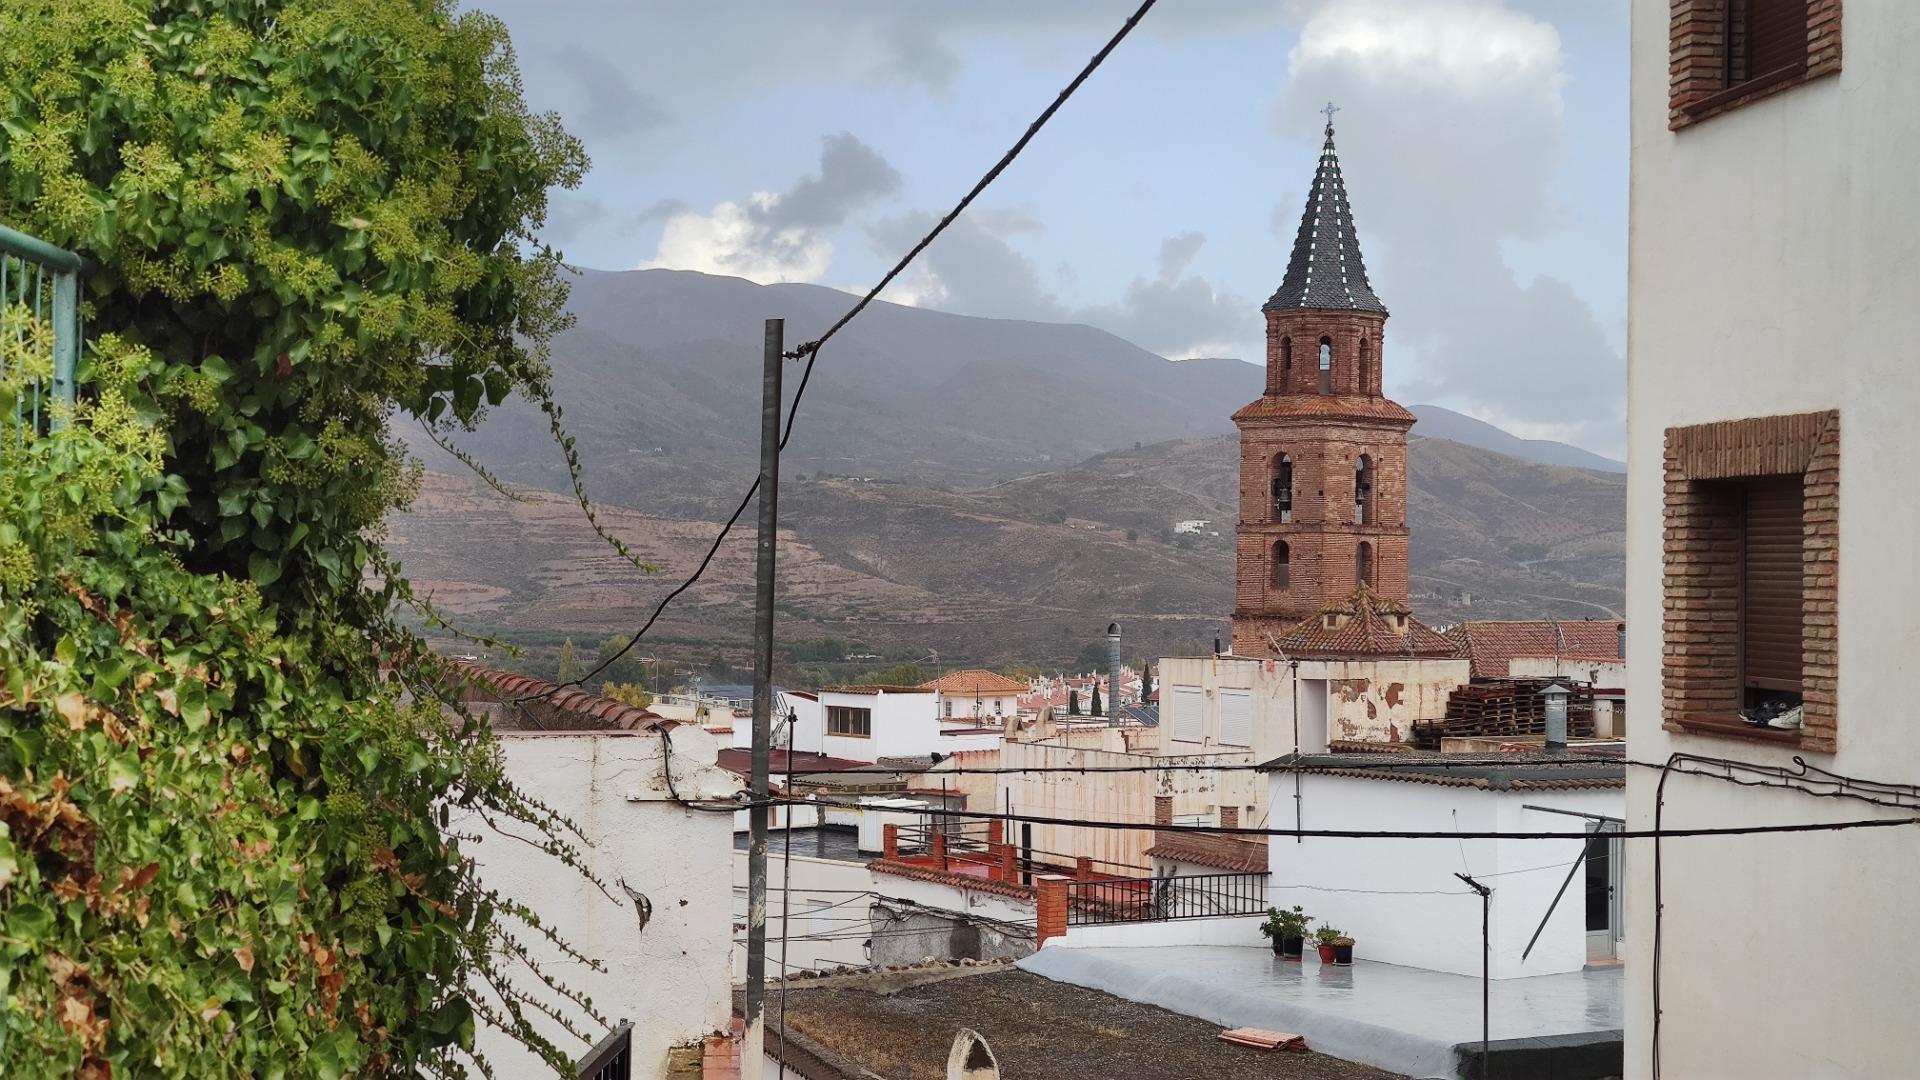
left=1625, top=2, right=1918, bottom=1077
left=922, top=669, right=1027, bottom=721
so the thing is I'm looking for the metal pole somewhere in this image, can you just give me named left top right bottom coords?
left=743, top=318, right=784, bottom=1080
left=1290, top=660, right=1302, bottom=845
left=777, top=709, right=797, bottom=1078
left=1456, top=872, right=1492, bottom=1079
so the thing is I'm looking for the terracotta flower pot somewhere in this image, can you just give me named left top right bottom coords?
left=1316, top=942, right=1338, bottom=964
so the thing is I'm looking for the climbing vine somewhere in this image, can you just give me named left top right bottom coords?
left=0, top=0, right=618, bottom=1075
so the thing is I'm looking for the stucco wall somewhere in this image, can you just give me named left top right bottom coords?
left=1264, top=773, right=1614, bottom=978
left=466, top=731, right=736, bottom=1078
left=729, top=850, right=874, bottom=979
left=1319, top=657, right=1470, bottom=745
left=1625, top=2, right=1920, bottom=1077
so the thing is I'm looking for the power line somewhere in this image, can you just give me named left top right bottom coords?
left=768, top=797, right=1919, bottom=842
left=525, top=0, right=1161, bottom=703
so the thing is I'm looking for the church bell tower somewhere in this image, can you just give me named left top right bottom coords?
left=1231, top=113, right=1416, bottom=655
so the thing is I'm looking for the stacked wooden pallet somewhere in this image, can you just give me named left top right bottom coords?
left=1412, top=679, right=1595, bottom=749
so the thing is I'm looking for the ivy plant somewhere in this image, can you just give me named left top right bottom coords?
left=0, top=0, right=626, bottom=1075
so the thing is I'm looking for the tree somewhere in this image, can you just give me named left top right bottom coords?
left=1143, top=667, right=1156, bottom=700
left=1126, top=528, right=1138, bottom=542
left=556, top=638, right=582, bottom=683
left=0, top=1, right=596, bottom=1074
left=600, top=683, right=650, bottom=709
left=1068, top=689, right=1081, bottom=716
left=592, top=634, right=645, bottom=687
left=1074, top=641, right=1109, bottom=673
left=1090, top=684, right=1103, bottom=716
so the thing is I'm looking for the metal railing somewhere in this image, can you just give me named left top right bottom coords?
left=576, top=1020, right=632, bottom=1080
left=0, top=224, right=82, bottom=433
left=1067, top=872, right=1268, bottom=926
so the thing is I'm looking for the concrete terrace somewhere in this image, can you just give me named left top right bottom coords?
left=1021, top=944, right=1623, bottom=1080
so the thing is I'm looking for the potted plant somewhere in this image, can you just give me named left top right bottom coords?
left=1258, top=905, right=1311, bottom=959
left=1313, top=924, right=1342, bottom=965
left=1332, top=936, right=1355, bottom=966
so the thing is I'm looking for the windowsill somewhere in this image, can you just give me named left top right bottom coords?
left=1664, top=715, right=1805, bottom=747
left=1676, top=60, right=1812, bottom=125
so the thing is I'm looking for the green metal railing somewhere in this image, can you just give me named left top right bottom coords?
left=0, top=223, right=83, bottom=433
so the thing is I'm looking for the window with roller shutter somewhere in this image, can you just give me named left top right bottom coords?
left=1668, top=1, right=1842, bottom=130
left=1170, top=686, right=1204, bottom=744
left=1219, top=689, right=1253, bottom=747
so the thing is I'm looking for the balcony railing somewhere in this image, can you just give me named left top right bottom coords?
left=1066, top=872, right=1268, bottom=926
left=0, top=224, right=82, bottom=434
left=576, top=1020, right=632, bottom=1080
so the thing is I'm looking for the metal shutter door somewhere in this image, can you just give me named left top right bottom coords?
left=1742, top=476, right=1805, bottom=692
left=1171, top=686, right=1204, bottom=743
left=1219, top=689, right=1252, bottom=747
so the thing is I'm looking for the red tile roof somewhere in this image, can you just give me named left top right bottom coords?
left=452, top=663, right=671, bottom=732
left=1232, top=394, right=1417, bottom=425
left=920, top=669, right=1028, bottom=695
left=869, top=859, right=1035, bottom=899
left=1145, top=831, right=1269, bottom=873
left=1444, top=620, right=1624, bottom=679
left=1266, top=587, right=1461, bottom=659
left=1301, top=767, right=1624, bottom=790
left=713, top=749, right=878, bottom=776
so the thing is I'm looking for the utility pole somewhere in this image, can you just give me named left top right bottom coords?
left=743, top=319, right=783, bottom=1079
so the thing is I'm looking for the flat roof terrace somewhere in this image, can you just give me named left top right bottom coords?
left=1021, top=944, right=1623, bottom=1080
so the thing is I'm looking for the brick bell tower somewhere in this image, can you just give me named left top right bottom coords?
left=1231, top=114, right=1416, bottom=655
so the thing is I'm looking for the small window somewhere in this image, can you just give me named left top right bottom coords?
left=1318, top=337, right=1332, bottom=395
left=827, top=705, right=872, bottom=738
left=1272, top=540, right=1290, bottom=589
left=1669, top=0, right=1837, bottom=129
left=1356, top=541, right=1373, bottom=588
left=1355, top=454, right=1374, bottom=524
left=1271, top=453, right=1293, bottom=523
left=1281, top=337, right=1293, bottom=391
left=1358, top=336, right=1372, bottom=394
left=943, top=698, right=952, bottom=718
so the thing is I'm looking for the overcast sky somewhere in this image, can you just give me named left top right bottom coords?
left=476, top=0, right=1629, bottom=457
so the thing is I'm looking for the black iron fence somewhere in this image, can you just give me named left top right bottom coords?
left=576, top=1020, right=632, bottom=1080
left=1066, top=872, right=1268, bottom=926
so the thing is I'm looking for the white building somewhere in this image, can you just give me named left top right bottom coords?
left=810, top=685, right=1002, bottom=761
left=921, top=669, right=1028, bottom=722
left=1625, top=2, right=1918, bottom=1077
left=1263, top=754, right=1624, bottom=978
left=462, top=726, right=738, bottom=1078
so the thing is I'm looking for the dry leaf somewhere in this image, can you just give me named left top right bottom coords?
left=234, top=946, right=254, bottom=973
left=55, top=692, right=90, bottom=730
left=155, top=688, right=178, bottom=717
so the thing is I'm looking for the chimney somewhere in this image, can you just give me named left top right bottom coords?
left=1107, top=622, right=1122, bottom=719
left=1541, top=682, right=1572, bottom=751
left=1213, top=634, right=1222, bottom=657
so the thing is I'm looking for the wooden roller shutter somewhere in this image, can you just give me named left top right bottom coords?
left=1742, top=475, right=1805, bottom=692
left=1747, top=0, right=1810, bottom=79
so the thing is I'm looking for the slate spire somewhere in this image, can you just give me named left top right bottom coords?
left=1264, top=117, right=1386, bottom=314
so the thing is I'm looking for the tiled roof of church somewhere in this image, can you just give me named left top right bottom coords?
left=1265, top=121, right=1387, bottom=315
left=1265, top=586, right=1460, bottom=659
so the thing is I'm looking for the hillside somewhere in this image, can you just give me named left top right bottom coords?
left=389, top=432, right=1622, bottom=669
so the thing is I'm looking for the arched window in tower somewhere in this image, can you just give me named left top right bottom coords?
left=1355, top=454, right=1374, bottom=524
left=1318, top=337, right=1332, bottom=394
left=1358, top=335, right=1371, bottom=394
left=1280, top=337, right=1292, bottom=391
left=1271, top=453, right=1294, bottom=522
left=1272, top=541, right=1290, bottom=589
left=1356, top=541, right=1374, bottom=589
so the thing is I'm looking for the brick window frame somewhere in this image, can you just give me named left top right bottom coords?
left=1669, top=1, right=1841, bottom=131
left=1662, top=410, right=1838, bottom=751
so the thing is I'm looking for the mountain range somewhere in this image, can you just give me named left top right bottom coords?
left=390, top=269, right=1624, bottom=670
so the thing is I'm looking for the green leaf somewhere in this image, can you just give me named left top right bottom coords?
left=248, top=551, right=282, bottom=587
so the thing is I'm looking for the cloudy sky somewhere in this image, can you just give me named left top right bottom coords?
left=476, top=0, right=1629, bottom=456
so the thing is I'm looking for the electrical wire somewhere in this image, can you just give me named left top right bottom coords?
left=522, top=0, right=1161, bottom=703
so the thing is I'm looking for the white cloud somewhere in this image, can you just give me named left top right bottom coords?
left=642, top=133, right=901, bottom=285
left=1276, top=0, right=1622, bottom=454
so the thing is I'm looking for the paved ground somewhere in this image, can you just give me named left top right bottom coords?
left=777, top=968, right=1406, bottom=1079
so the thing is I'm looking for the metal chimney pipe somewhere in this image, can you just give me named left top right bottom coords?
left=1542, top=682, right=1571, bottom=751
left=1107, top=622, right=1122, bottom=719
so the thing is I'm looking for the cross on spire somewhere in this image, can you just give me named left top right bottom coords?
left=1321, top=101, right=1340, bottom=134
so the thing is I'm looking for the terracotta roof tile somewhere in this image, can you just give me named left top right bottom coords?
left=1145, top=831, right=1269, bottom=873
left=452, top=663, right=668, bottom=732
left=869, top=859, right=1035, bottom=899
left=1232, top=394, right=1415, bottom=425
left=920, top=669, right=1029, bottom=695
left=1444, top=620, right=1624, bottom=679
left=1265, top=587, right=1461, bottom=659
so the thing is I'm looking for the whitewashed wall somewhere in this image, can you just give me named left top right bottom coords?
left=1264, top=773, right=1616, bottom=978
left=465, top=730, right=736, bottom=1079
left=1625, top=2, right=1920, bottom=1076
left=729, top=849, right=875, bottom=979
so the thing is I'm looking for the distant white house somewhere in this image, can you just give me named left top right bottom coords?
left=1173, top=519, right=1210, bottom=534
